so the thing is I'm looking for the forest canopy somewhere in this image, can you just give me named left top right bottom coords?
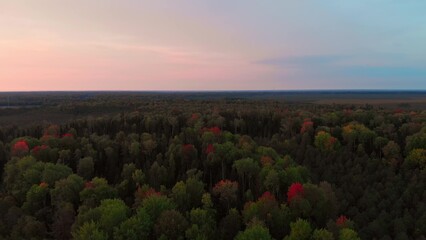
left=0, top=93, right=425, bottom=239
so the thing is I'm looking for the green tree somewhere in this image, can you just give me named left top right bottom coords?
left=149, top=162, right=168, bottom=189
left=235, top=225, right=273, bottom=240
left=129, top=141, right=141, bottom=162
left=41, top=162, right=73, bottom=186
left=97, top=199, right=129, bottom=235
left=342, top=123, right=376, bottom=150
left=243, top=192, right=291, bottom=239
left=313, top=228, right=334, bottom=240
left=284, top=219, right=312, bottom=240
left=263, top=169, right=280, bottom=196
left=22, top=182, right=49, bottom=215
left=404, top=148, right=426, bottom=169
left=114, top=208, right=152, bottom=240
left=51, top=174, right=84, bottom=207
left=72, top=221, right=108, bottom=240
left=171, top=177, right=204, bottom=211
left=405, top=127, right=426, bottom=153
left=117, top=164, right=144, bottom=204
left=52, top=203, right=76, bottom=240
left=382, top=141, right=401, bottom=165
left=141, top=133, right=157, bottom=160
left=185, top=208, right=216, bottom=240
left=141, top=195, right=176, bottom=222
left=219, top=208, right=242, bottom=240
left=233, top=158, right=260, bottom=194
left=339, top=228, right=361, bottom=240
left=3, top=156, right=44, bottom=203
left=213, top=141, right=241, bottom=179
left=171, top=181, right=187, bottom=211
left=58, top=149, right=72, bottom=165
left=73, top=199, right=129, bottom=238
left=77, top=157, right=95, bottom=180
left=10, top=216, right=47, bottom=240
left=304, top=183, right=337, bottom=225
left=79, top=177, right=118, bottom=207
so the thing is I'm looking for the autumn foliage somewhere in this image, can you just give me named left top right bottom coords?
left=202, top=126, right=221, bottom=135
left=62, top=133, right=74, bottom=138
left=336, top=215, right=348, bottom=226
left=182, top=144, right=195, bottom=153
left=84, top=181, right=94, bottom=189
left=300, top=119, right=314, bottom=134
left=136, top=187, right=162, bottom=200
left=11, top=140, right=29, bottom=157
left=190, top=113, right=200, bottom=121
left=2, top=93, right=422, bottom=239
left=287, top=182, right=304, bottom=203
left=259, top=191, right=276, bottom=202
left=260, top=156, right=274, bottom=166
left=212, top=179, right=238, bottom=208
left=182, top=144, right=197, bottom=160
left=31, top=144, right=49, bottom=154
left=213, top=179, right=238, bottom=192
left=315, top=131, right=339, bottom=153
left=206, top=144, right=215, bottom=154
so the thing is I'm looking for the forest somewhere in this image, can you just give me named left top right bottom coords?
left=0, top=92, right=425, bottom=240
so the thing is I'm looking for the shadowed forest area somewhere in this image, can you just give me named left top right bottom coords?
left=0, top=91, right=425, bottom=239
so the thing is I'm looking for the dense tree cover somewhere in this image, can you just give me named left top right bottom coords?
left=0, top=98, right=425, bottom=239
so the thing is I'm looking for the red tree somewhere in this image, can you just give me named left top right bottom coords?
left=135, top=186, right=161, bottom=202
left=202, top=126, right=222, bottom=135
left=212, top=180, right=238, bottom=209
left=84, top=181, right=94, bottom=189
left=32, top=144, right=49, bottom=155
left=259, top=191, right=276, bottom=202
left=190, top=113, right=200, bottom=121
left=336, top=215, right=348, bottom=226
left=287, top=182, right=304, bottom=203
left=182, top=144, right=196, bottom=160
left=206, top=144, right=215, bottom=154
left=300, top=119, right=314, bottom=134
left=12, top=140, right=29, bottom=157
left=62, top=133, right=74, bottom=138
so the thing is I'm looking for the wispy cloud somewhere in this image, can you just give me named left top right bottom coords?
left=259, top=53, right=425, bottom=71
left=340, top=66, right=426, bottom=78
left=257, top=54, right=426, bottom=87
left=257, top=55, right=348, bottom=67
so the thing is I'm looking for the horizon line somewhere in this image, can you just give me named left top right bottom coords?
left=1, top=89, right=426, bottom=93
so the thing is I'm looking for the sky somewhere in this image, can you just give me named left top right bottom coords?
left=1, top=0, right=425, bottom=91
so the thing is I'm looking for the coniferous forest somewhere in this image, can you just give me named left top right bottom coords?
left=0, top=92, right=425, bottom=240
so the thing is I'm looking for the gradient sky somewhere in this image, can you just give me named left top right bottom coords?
left=1, top=1, right=426, bottom=91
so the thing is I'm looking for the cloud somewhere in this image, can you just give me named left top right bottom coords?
left=340, top=66, right=426, bottom=78
left=255, top=54, right=426, bottom=90
left=257, top=55, right=349, bottom=68
left=258, top=54, right=426, bottom=78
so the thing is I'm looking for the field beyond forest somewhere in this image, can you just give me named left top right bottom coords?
left=0, top=91, right=425, bottom=127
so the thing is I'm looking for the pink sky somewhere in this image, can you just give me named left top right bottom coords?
left=1, top=1, right=425, bottom=90
left=0, top=1, right=289, bottom=91
left=1, top=40, right=281, bottom=90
